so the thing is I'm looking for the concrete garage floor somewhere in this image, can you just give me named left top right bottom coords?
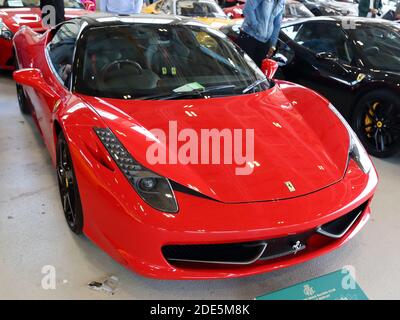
left=1, top=70, right=399, bottom=300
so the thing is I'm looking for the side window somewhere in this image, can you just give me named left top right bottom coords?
left=47, top=23, right=79, bottom=86
left=282, top=22, right=354, bottom=64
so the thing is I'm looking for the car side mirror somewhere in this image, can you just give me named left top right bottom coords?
left=13, top=68, right=56, bottom=98
left=261, top=58, right=279, bottom=79
left=316, top=51, right=338, bottom=61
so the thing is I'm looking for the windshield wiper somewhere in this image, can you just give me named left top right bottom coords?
left=242, top=78, right=269, bottom=94
left=141, top=84, right=237, bottom=100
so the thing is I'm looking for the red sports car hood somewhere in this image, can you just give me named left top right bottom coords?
left=0, top=8, right=88, bottom=33
left=79, top=84, right=350, bottom=203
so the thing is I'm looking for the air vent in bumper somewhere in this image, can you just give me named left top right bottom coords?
left=316, top=202, right=367, bottom=239
left=162, top=201, right=368, bottom=266
left=162, top=241, right=268, bottom=265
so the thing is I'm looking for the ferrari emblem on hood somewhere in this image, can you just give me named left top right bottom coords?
left=285, top=181, right=296, bottom=192
left=357, top=73, right=366, bottom=82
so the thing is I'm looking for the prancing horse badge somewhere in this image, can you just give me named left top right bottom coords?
left=285, top=181, right=296, bottom=192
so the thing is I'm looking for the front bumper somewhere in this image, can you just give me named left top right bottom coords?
left=67, top=123, right=378, bottom=280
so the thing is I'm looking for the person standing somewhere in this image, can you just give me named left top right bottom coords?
left=100, top=0, right=144, bottom=14
left=40, top=0, right=65, bottom=27
left=237, top=0, right=286, bottom=68
left=358, top=0, right=382, bottom=17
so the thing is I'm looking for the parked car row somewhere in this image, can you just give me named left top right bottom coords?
left=144, top=0, right=316, bottom=25
left=0, top=0, right=92, bottom=70
left=2, top=0, right=400, bottom=158
left=223, top=0, right=315, bottom=20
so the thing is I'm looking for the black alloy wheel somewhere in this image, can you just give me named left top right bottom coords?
left=353, top=90, right=400, bottom=158
left=56, top=132, right=84, bottom=234
left=14, top=58, right=30, bottom=115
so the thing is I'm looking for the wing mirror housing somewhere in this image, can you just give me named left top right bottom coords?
left=13, top=68, right=56, bottom=98
left=261, top=58, right=279, bottom=79
left=316, top=51, right=338, bottom=61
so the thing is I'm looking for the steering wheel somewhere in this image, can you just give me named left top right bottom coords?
left=100, top=59, right=143, bottom=84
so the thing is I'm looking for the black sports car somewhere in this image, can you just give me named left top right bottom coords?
left=221, top=17, right=400, bottom=157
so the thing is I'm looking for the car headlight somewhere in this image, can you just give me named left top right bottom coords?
left=94, top=127, right=178, bottom=213
left=0, top=18, right=13, bottom=40
left=328, top=104, right=372, bottom=174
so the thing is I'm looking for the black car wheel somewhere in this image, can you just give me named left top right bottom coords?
left=352, top=90, right=400, bottom=158
left=16, top=81, right=30, bottom=115
left=56, top=131, right=84, bottom=234
left=14, top=56, right=31, bottom=115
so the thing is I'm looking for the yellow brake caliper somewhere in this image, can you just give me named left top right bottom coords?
left=365, top=102, right=379, bottom=138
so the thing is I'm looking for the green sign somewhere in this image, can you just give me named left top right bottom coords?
left=257, top=269, right=368, bottom=300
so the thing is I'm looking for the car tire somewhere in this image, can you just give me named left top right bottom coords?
left=56, top=131, right=84, bottom=234
left=14, top=57, right=30, bottom=115
left=16, top=82, right=30, bottom=115
left=352, top=89, right=400, bottom=158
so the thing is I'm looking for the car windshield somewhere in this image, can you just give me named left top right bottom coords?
left=0, top=0, right=83, bottom=9
left=285, top=3, right=314, bottom=18
left=75, top=24, right=269, bottom=100
left=176, top=0, right=226, bottom=18
left=352, top=24, right=400, bottom=72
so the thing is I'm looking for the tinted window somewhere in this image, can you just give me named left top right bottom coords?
left=75, top=24, right=267, bottom=99
left=282, top=22, right=354, bottom=64
left=352, top=24, right=400, bottom=72
left=48, top=23, right=79, bottom=85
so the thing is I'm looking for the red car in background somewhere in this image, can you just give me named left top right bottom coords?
left=0, top=0, right=90, bottom=70
left=13, top=14, right=377, bottom=279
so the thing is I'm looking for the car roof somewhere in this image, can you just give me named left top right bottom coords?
left=77, top=13, right=196, bottom=28
left=281, top=16, right=398, bottom=28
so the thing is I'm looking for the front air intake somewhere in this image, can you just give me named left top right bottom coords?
left=162, top=241, right=268, bottom=265
left=162, top=201, right=368, bottom=267
left=316, top=202, right=368, bottom=239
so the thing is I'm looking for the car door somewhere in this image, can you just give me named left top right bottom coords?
left=33, top=22, right=80, bottom=155
left=276, top=20, right=365, bottom=117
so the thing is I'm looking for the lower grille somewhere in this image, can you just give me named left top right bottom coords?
left=162, top=241, right=268, bottom=265
left=162, top=201, right=368, bottom=266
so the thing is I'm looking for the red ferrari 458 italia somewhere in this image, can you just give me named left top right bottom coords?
left=0, top=0, right=89, bottom=71
left=13, top=14, right=378, bottom=279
